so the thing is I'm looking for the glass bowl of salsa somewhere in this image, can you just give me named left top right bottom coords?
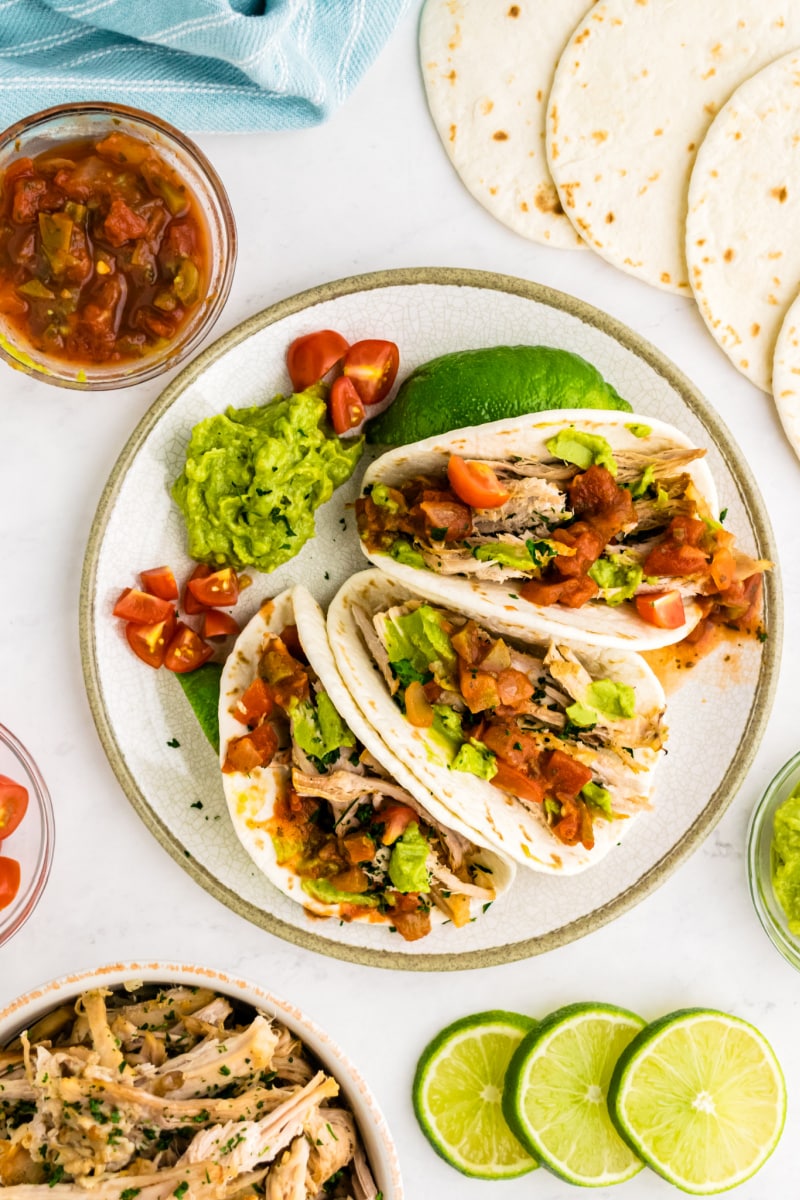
left=747, top=749, right=800, bottom=973
left=0, top=723, right=55, bottom=946
left=0, top=103, right=236, bottom=389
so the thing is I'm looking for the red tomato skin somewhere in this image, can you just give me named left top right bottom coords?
left=329, top=375, right=365, bottom=435
left=113, top=588, right=174, bottom=625
left=202, top=610, right=240, bottom=639
left=125, top=611, right=176, bottom=669
left=164, top=623, right=214, bottom=674
left=0, top=777, right=29, bottom=839
left=0, top=857, right=20, bottom=910
left=187, top=567, right=239, bottom=608
left=140, top=566, right=179, bottom=601
left=183, top=564, right=212, bottom=615
left=342, top=339, right=400, bottom=406
left=634, top=590, right=686, bottom=630
left=286, top=329, right=349, bottom=391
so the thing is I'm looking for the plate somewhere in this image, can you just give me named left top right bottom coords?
left=80, top=267, right=781, bottom=970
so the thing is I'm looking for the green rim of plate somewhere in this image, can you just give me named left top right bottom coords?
left=78, top=266, right=782, bottom=972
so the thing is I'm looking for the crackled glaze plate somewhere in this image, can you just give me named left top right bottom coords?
left=80, top=268, right=781, bottom=970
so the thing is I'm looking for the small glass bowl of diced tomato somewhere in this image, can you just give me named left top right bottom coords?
left=0, top=724, right=55, bottom=946
left=0, top=102, right=236, bottom=389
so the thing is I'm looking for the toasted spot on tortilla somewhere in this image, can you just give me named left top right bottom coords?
left=449, top=123, right=456, bottom=142
left=447, top=69, right=457, bottom=83
left=661, top=272, right=671, bottom=284
left=768, top=294, right=780, bottom=305
left=723, top=248, right=734, bottom=262
left=688, top=142, right=696, bottom=152
left=480, top=98, right=494, bottom=115
left=696, top=237, right=706, bottom=246
left=768, top=250, right=783, bottom=259
left=654, top=128, right=663, bottom=136
left=771, top=185, right=788, bottom=202
left=606, top=211, right=615, bottom=223
left=489, top=186, right=498, bottom=194
left=702, top=68, right=716, bottom=80
left=740, top=359, right=749, bottom=368
left=493, top=130, right=509, bottom=141
left=550, top=104, right=558, bottom=134
left=507, top=3, right=520, bottom=15
left=751, top=323, right=761, bottom=336
left=520, top=200, right=529, bottom=212
left=448, top=23, right=462, bottom=51
left=576, top=27, right=591, bottom=43
left=536, top=88, right=542, bottom=101
left=534, top=183, right=563, bottom=213
left=704, top=102, right=718, bottom=116
left=561, top=180, right=580, bottom=208
left=592, top=129, right=608, bottom=143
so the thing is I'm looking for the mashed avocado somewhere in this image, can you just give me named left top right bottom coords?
left=772, top=785, right=800, bottom=934
left=172, top=383, right=363, bottom=572
left=388, top=823, right=431, bottom=893
left=546, top=427, right=618, bottom=475
left=301, top=878, right=381, bottom=908
left=290, top=693, right=355, bottom=768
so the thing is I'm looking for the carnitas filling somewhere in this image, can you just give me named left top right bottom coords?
left=354, top=598, right=667, bottom=854
left=222, top=625, right=496, bottom=942
left=356, top=430, right=769, bottom=634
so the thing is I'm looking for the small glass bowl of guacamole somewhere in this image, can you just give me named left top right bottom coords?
left=747, top=749, right=800, bottom=973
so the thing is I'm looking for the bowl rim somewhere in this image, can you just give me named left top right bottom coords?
left=0, top=722, right=55, bottom=947
left=0, top=100, right=237, bottom=391
left=747, top=748, right=800, bottom=973
left=0, top=959, right=404, bottom=1199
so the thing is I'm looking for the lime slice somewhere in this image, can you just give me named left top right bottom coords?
left=412, top=1010, right=538, bottom=1179
left=609, top=1008, right=786, bottom=1194
left=503, top=1002, right=645, bottom=1186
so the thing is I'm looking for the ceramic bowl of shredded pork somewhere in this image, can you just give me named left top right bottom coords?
left=0, top=963, right=401, bottom=1199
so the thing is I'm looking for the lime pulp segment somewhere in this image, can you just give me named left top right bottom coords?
left=413, top=1010, right=538, bottom=1179
left=503, top=1002, right=645, bottom=1186
left=610, top=1009, right=786, bottom=1195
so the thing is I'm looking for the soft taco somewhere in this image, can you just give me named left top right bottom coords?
left=356, top=409, right=769, bottom=650
left=327, top=570, right=668, bottom=873
left=219, top=585, right=515, bottom=942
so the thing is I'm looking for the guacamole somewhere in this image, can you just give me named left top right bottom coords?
left=772, top=784, right=800, bottom=934
left=172, top=382, right=363, bottom=572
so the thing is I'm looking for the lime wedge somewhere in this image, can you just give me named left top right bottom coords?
left=609, top=1008, right=786, bottom=1194
left=412, top=1010, right=538, bottom=1179
left=503, top=1002, right=644, bottom=1186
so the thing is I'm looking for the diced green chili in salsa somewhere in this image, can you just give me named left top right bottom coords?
left=0, top=131, right=209, bottom=364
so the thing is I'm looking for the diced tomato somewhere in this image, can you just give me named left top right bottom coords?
left=202, top=610, right=240, bottom=639
left=187, top=566, right=239, bottom=608
left=551, top=796, right=594, bottom=850
left=278, top=623, right=305, bottom=661
left=233, top=677, right=274, bottom=726
left=163, top=623, right=214, bottom=674
left=643, top=541, right=709, bottom=578
left=418, top=494, right=472, bottom=542
left=495, top=669, right=533, bottom=707
left=634, top=590, right=686, bottom=630
left=183, top=563, right=212, bottom=614
left=709, top=547, right=737, bottom=592
left=139, top=565, right=179, bottom=601
left=459, top=663, right=500, bottom=713
left=491, top=759, right=546, bottom=806
left=286, top=329, right=349, bottom=391
left=482, top=724, right=540, bottom=770
left=376, top=803, right=417, bottom=845
left=125, top=610, right=176, bottom=669
left=342, top=339, right=399, bottom=406
left=550, top=523, right=606, bottom=577
left=342, top=831, right=377, bottom=864
left=0, top=857, right=20, bottom=911
left=113, top=588, right=175, bottom=625
left=0, top=776, right=29, bottom=839
left=405, top=680, right=434, bottom=727
left=329, top=375, right=365, bottom=435
left=386, top=892, right=431, bottom=941
left=423, top=680, right=443, bottom=703
left=222, top=722, right=278, bottom=774
left=103, top=197, right=148, bottom=247
left=447, top=456, right=511, bottom=509
left=540, top=749, right=593, bottom=802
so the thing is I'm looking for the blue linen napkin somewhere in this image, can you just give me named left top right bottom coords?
left=0, top=0, right=408, bottom=132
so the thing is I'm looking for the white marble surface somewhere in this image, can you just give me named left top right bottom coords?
left=1, top=6, right=799, bottom=1198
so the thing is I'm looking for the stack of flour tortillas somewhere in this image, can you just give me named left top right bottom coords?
left=420, top=0, right=800, bottom=460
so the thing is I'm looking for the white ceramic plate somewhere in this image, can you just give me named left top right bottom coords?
left=80, top=268, right=780, bottom=970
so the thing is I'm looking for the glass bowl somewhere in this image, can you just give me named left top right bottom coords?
left=747, top=749, right=800, bottom=972
left=0, top=102, right=236, bottom=389
left=0, top=723, right=55, bottom=946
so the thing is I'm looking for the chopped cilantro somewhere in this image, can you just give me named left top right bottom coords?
left=166, top=738, right=180, bottom=748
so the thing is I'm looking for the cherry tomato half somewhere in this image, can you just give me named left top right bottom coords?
left=0, top=776, right=28, bottom=839
left=447, top=456, right=511, bottom=509
left=329, top=375, right=366, bottom=435
left=113, top=588, right=175, bottom=625
left=125, top=611, right=176, bottom=669
left=140, top=565, right=179, bottom=601
left=342, top=339, right=399, bottom=406
left=183, top=563, right=212, bottom=615
left=634, top=590, right=686, bottom=629
left=187, top=567, right=239, bottom=609
left=202, top=610, right=240, bottom=639
left=286, top=329, right=349, bottom=392
left=164, top=623, right=214, bottom=674
left=0, top=857, right=20, bottom=911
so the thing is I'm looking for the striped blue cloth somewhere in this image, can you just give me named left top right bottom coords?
left=0, top=0, right=408, bottom=132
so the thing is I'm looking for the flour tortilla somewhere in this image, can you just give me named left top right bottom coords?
left=219, top=587, right=515, bottom=923
left=328, top=569, right=666, bottom=874
left=420, top=0, right=588, bottom=248
left=687, top=52, right=800, bottom=394
left=772, top=289, right=800, bottom=464
left=360, top=408, right=718, bottom=651
left=547, top=0, right=800, bottom=293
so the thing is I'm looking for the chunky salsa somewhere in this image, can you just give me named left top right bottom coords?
left=0, top=131, right=209, bottom=365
